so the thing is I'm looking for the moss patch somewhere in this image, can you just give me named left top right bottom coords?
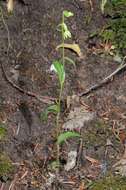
left=82, top=121, right=108, bottom=147
left=0, top=154, right=13, bottom=176
left=0, top=123, right=7, bottom=140
left=100, top=0, right=126, bottom=55
left=90, top=175, right=126, bottom=190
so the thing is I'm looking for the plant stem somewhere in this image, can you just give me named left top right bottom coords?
left=55, top=11, right=65, bottom=167
left=56, top=85, right=63, bottom=167
left=56, top=11, right=66, bottom=171
left=62, top=12, right=65, bottom=66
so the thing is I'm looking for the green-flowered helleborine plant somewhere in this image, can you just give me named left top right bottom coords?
left=43, top=10, right=80, bottom=169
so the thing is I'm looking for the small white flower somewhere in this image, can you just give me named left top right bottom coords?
left=50, top=64, right=57, bottom=73
left=64, top=30, right=71, bottom=39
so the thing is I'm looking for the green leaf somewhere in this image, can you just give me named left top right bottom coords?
left=64, top=57, right=76, bottom=67
left=101, top=0, right=108, bottom=14
left=63, top=10, right=74, bottom=17
left=46, top=104, right=59, bottom=114
left=41, top=104, right=59, bottom=121
left=51, top=60, right=65, bottom=87
left=57, top=24, right=62, bottom=32
left=50, top=160, right=60, bottom=170
left=57, top=131, right=80, bottom=145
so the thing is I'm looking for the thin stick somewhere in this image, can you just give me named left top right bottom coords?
left=76, top=139, right=83, bottom=167
left=20, top=170, right=28, bottom=180
left=79, top=58, right=126, bottom=97
left=9, top=181, right=15, bottom=190
left=0, top=60, right=55, bottom=104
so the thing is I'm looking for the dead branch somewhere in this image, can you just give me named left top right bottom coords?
left=0, top=61, right=56, bottom=104
left=79, top=57, right=126, bottom=97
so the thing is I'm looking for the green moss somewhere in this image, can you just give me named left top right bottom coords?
left=0, top=154, right=13, bottom=176
left=105, top=0, right=126, bottom=17
left=100, top=18, right=126, bottom=53
left=90, top=175, right=126, bottom=190
left=0, top=123, right=7, bottom=140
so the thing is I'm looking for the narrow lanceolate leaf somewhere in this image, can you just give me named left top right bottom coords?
left=41, top=104, right=59, bottom=120
left=57, top=131, right=80, bottom=145
left=64, top=57, right=76, bottom=67
left=52, top=60, right=65, bottom=87
left=56, top=43, right=83, bottom=57
left=101, top=0, right=108, bottom=14
left=46, top=104, right=59, bottom=114
left=63, top=10, right=74, bottom=18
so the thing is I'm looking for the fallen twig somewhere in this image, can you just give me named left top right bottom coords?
left=76, top=139, right=83, bottom=167
left=20, top=170, right=28, bottom=180
left=0, top=60, right=55, bottom=104
left=79, top=57, right=126, bottom=97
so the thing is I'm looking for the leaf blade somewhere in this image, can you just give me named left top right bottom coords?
left=57, top=131, right=80, bottom=145
left=52, top=60, right=65, bottom=87
left=41, top=104, right=59, bottom=121
left=63, top=10, right=74, bottom=18
left=64, top=56, right=76, bottom=67
left=56, top=43, right=82, bottom=57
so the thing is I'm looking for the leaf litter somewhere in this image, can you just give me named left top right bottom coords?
left=62, top=106, right=96, bottom=131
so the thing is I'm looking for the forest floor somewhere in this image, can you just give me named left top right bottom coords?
left=0, top=0, right=126, bottom=189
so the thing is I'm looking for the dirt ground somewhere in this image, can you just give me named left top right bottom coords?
left=0, top=0, right=126, bottom=189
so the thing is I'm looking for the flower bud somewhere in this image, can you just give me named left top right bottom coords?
left=7, top=0, right=14, bottom=13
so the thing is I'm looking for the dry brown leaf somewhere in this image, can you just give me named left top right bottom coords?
left=79, top=181, right=86, bottom=190
left=118, top=129, right=126, bottom=144
left=56, top=43, right=83, bottom=57
left=113, top=144, right=126, bottom=176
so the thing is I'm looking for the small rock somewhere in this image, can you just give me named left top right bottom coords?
left=64, top=150, right=77, bottom=171
left=63, top=106, right=96, bottom=131
left=10, top=68, right=19, bottom=81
